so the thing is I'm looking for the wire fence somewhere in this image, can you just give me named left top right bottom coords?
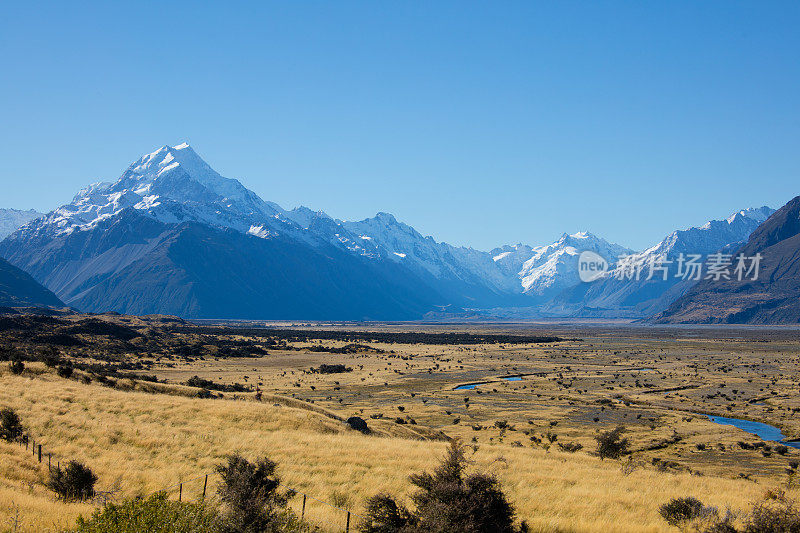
left=8, top=430, right=364, bottom=532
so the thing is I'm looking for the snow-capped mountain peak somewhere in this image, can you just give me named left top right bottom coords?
left=26, top=143, right=295, bottom=238
left=516, top=232, right=632, bottom=296
left=113, top=143, right=261, bottom=205
left=724, top=206, right=773, bottom=225
left=0, top=208, right=44, bottom=240
left=643, top=206, right=775, bottom=259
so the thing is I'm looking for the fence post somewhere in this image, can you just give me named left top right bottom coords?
left=179, top=483, right=182, bottom=502
left=301, top=494, right=306, bottom=519
left=346, top=511, right=350, bottom=532
left=202, top=474, right=208, bottom=500
left=38, top=445, right=42, bottom=463
left=48, top=453, right=51, bottom=468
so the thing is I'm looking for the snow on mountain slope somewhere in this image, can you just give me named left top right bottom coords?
left=0, top=209, right=43, bottom=239
left=637, top=206, right=773, bottom=260
left=39, top=143, right=283, bottom=237
left=0, top=143, right=534, bottom=316
left=491, top=233, right=633, bottom=300
left=341, top=213, right=522, bottom=297
left=544, top=207, right=775, bottom=317
left=17, top=143, right=379, bottom=259
left=14, top=141, right=761, bottom=320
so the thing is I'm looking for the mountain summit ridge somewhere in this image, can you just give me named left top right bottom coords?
left=0, top=143, right=777, bottom=320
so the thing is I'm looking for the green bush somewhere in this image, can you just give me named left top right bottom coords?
left=594, top=426, right=629, bottom=460
left=0, top=407, right=24, bottom=441
left=658, top=491, right=800, bottom=532
left=47, top=460, right=97, bottom=501
left=360, top=494, right=413, bottom=532
left=75, top=493, right=221, bottom=533
left=743, top=490, right=800, bottom=533
left=215, top=454, right=305, bottom=532
left=659, top=497, right=712, bottom=527
left=9, top=360, right=24, bottom=375
left=360, top=440, right=525, bottom=533
left=57, top=364, right=74, bottom=378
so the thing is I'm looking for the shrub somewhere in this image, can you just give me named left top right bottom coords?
left=75, top=492, right=220, bottom=533
left=39, top=346, right=61, bottom=368
left=659, top=497, right=711, bottom=527
left=0, top=407, right=24, bottom=441
left=215, top=454, right=302, bottom=532
left=186, top=376, right=250, bottom=393
left=346, top=416, right=370, bottom=434
left=557, top=442, right=583, bottom=453
left=312, top=364, right=352, bottom=374
left=360, top=440, right=524, bottom=532
left=47, top=460, right=98, bottom=501
left=595, top=426, right=629, bottom=460
left=743, top=490, right=800, bottom=533
left=9, top=360, right=24, bottom=375
left=57, top=365, right=74, bottom=378
left=360, top=494, right=413, bottom=532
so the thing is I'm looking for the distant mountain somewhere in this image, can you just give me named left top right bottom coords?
left=546, top=207, right=774, bottom=318
left=341, top=213, right=529, bottom=308
left=654, top=198, right=800, bottom=324
left=0, top=209, right=42, bottom=239
left=491, top=232, right=633, bottom=302
left=0, top=257, right=63, bottom=308
left=3, top=142, right=775, bottom=321
left=0, top=144, right=519, bottom=319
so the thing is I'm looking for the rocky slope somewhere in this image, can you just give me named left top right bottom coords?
left=654, top=197, right=800, bottom=324
left=0, top=257, right=63, bottom=308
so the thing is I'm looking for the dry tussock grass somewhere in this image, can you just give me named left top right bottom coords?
left=0, top=367, right=794, bottom=532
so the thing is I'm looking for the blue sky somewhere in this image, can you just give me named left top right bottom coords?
left=1, top=2, right=798, bottom=250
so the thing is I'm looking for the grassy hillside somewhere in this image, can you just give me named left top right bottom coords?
left=0, top=365, right=791, bottom=532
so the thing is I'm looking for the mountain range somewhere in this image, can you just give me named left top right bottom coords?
left=0, top=143, right=785, bottom=321
left=655, top=197, right=800, bottom=324
left=542, top=207, right=774, bottom=318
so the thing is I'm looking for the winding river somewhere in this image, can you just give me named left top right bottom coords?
left=703, top=414, right=800, bottom=449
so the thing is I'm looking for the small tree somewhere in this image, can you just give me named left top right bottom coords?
left=9, top=360, right=24, bottom=375
left=360, top=494, right=414, bottom=532
left=215, top=454, right=301, bottom=532
left=360, top=440, right=523, bottom=533
left=48, top=460, right=98, bottom=501
left=595, top=426, right=629, bottom=460
left=0, top=407, right=24, bottom=441
left=659, top=497, right=710, bottom=527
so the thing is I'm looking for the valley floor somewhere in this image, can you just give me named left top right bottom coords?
left=1, top=316, right=799, bottom=531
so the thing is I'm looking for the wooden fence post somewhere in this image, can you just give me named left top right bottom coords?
left=301, top=494, right=306, bottom=519
left=346, top=511, right=350, bottom=532
left=202, top=474, right=208, bottom=500
left=179, top=483, right=182, bottom=502
left=38, top=444, right=42, bottom=463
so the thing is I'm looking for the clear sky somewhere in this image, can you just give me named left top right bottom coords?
left=1, top=2, right=798, bottom=251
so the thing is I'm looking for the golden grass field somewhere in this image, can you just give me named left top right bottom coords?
left=2, top=316, right=800, bottom=531
left=0, top=362, right=797, bottom=533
